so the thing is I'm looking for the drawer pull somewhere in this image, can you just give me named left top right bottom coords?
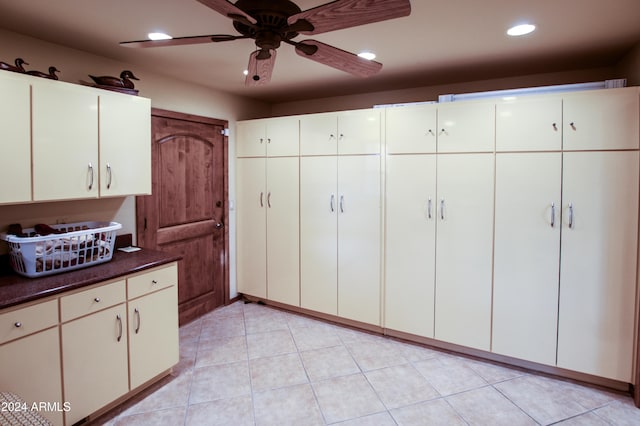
left=14, top=322, right=22, bottom=328
left=94, top=297, right=101, bottom=303
left=116, top=314, right=123, bottom=342
left=134, top=308, right=141, bottom=334
left=152, top=280, right=158, bottom=285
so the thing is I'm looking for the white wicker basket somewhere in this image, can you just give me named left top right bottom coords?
left=0, top=221, right=122, bottom=278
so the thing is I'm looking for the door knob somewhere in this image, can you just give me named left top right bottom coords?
left=215, top=222, right=224, bottom=229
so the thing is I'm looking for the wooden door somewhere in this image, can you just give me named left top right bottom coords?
left=557, top=151, right=639, bottom=381
left=137, top=109, right=228, bottom=325
left=385, top=154, right=436, bottom=337
left=492, top=153, right=561, bottom=365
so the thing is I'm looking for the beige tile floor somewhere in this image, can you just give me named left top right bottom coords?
left=96, top=301, right=640, bottom=425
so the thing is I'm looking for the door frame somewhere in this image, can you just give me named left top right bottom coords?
left=136, top=108, right=231, bottom=306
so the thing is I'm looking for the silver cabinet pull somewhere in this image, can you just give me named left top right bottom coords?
left=330, top=194, right=335, bottom=212
left=151, top=279, right=158, bottom=285
left=329, top=134, right=335, bottom=140
left=94, top=297, right=101, bottom=303
left=259, top=138, right=264, bottom=144
left=569, top=122, right=576, bottom=131
left=340, top=195, right=345, bottom=213
left=427, top=197, right=432, bottom=219
left=568, top=202, right=574, bottom=229
left=134, top=308, right=141, bottom=334
left=427, top=129, right=435, bottom=136
left=116, top=314, right=123, bottom=342
left=267, top=192, right=271, bottom=208
left=14, top=322, right=22, bottom=328
left=106, top=163, right=112, bottom=189
left=440, top=198, right=445, bottom=220
left=88, top=162, right=94, bottom=190
left=267, top=138, right=271, bottom=144
left=439, top=128, right=447, bottom=136
left=259, top=192, right=264, bottom=207
left=552, top=123, right=558, bottom=131
left=550, top=203, right=555, bottom=228
left=339, top=134, right=344, bottom=141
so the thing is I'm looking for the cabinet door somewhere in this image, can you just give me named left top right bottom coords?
left=557, top=151, right=639, bottom=381
left=386, top=104, right=437, bottom=154
left=0, top=73, right=31, bottom=204
left=563, top=88, right=639, bottom=151
left=0, top=328, right=63, bottom=426
left=300, top=156, right=338, bottom=315
left=236, top=120, right=266, bottom=157
left=337, top=155, right=381, bottom=325
left=300, top=112, right=338, bottom=155
left=492, top=153, right=561, bottom=365
left=434, top=153, right=494, bottom=350
left=32, top=79, right=99, bottom=201
left=437, top=101, right=495, bottom=153
left=99, top=92, right=151, bottom=196
left=236, top=158, right=267, bottom=298
left=129, top=285, right=179, bottom=389
left=496, top=97, right=562, bottom=151
left=266, top=116, right=299, bottom=156
left=62, top=304, right=128, bottom=425
left=385, top=155, right=436, bottom=337
left=338, top=109, right=381, bottom=155
left=266, top=157, right=300, bottom=306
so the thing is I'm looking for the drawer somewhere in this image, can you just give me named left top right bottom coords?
left=0, top=299, right=58, bottom=345
left=61, top=279, right=126, bottom=322
left=128, top=262, right=177, bottom=300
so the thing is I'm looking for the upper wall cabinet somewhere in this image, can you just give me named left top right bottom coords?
left=496, top=97, right=562, bottom=151
left=236, top=116, right=299, bottom=157
left=300, top=109, right=381, bottom=155
left=99, top=91, right=151, bottom=197
left=0, top=73, right=31, bottom=204
left=563, top=88, right=639, bottom=151
left=386, top=104, right=437, bottom=154
left=32, top=78, right=100, bottom=201
left=436, top=101, right=495, bottom=153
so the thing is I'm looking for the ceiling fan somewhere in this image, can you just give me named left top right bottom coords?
left=120, top=0, right=411, bottom=86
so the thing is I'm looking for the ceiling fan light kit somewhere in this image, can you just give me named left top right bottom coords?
left=121, top=0, right=412, bottom=86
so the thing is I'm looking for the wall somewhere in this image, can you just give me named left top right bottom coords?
left=0, top=28, right=271, bottom=298
left=617, top=41, right=640, bottom=86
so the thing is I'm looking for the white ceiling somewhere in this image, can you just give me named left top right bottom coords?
left=0, top=0, right=639, bottom=104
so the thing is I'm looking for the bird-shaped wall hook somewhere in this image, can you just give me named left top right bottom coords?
left=0, top=58, right=29, bottom=73
left=89, top=70, right=139, bottom=89
left=26, top=66, right=60, bottom=80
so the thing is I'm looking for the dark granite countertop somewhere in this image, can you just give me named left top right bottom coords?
left=0, top=248, right=182, bottom=310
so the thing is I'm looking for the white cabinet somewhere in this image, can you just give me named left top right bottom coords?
left=563, top=88, right=639, bottom=151
left=31, top=78, right=99, bottom=201
left=385, top=154, right=436, bottom=337
left=99, top=91, right=151, bottom=196
left=496, top=97, right=562, bottom=151
left=236, top=116, right=299, bottom=157
left=435, top=101, right=495, bottom=153
left=300, top=155, right=381, bottom=325
left=492, top=153, right=562, bottom=365
left=300, top=109, right=381, bottom=155
left=0, top=300, right=63, bottom=426
left=127, top=264, right=179, bottom=389
left=557, top=151, right=638, bottom=381
left=236, top=157, right=300, bottom=305
left=0, top=72, right=31, bottom=204
left=385, top=104, right=437, bottom=154
left=433, top=154, right=495, bottom=350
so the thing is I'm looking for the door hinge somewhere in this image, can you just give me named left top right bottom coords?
left=221, top=128, right=230, bottom=136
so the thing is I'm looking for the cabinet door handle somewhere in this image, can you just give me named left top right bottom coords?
left=14, top=321, right=22, bottom=328
left=88, top=162, right=94, bottom=190
left=94, top=297, right=101, bottom=303
left=134, top=308, right=141, bottom=334
left=427, top=197, right=432, bottom=219
left=267, top=138, right=271, bottom=144
left=259, top=138, right=264, bottom=144
left=552, top=123, right=558, bottom=131
left=439, top=128, right=447, bottom=136
left=340, top=195, right=345, bottom=213
left=329, top=134, right=335, bottom=140
left=339, top=133, right=344, bottom=141
left=427, top=129, right=435, bottom=136
left=569, top=122, right=576, bottom=131
left=116, top=314, right=123, bottom=342
left=106, top=163, right=112, bottom=189
left=330, top=194, right=335, bottom=212
left=550, top=203, right=555, bottom=228
left=267, top=192, right=271, bottom=208
left=440, top=198, right=445, bottom=220
left=568, top=202, right=574, bottom=229
left=260, top=192, right=264, bottom=207
left=151, top=279, right=158, bottom=285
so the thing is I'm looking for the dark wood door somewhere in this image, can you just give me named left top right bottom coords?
left=137, top=109, right=229, bottom=324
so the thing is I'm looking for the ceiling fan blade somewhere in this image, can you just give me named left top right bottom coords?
left=120, top=35, right=229, bottom=48
left=294, top=40, right=382, bottom=77
left=287, top=0, right=411, bottom=35
left=195, top=0, right=257, bottom=24
left=245, top=50, right=277, bottom=86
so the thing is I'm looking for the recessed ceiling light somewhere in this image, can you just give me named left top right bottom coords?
left=148, top=32, right=173, bottom=40
left=357, top=51, right=376, bottom=61
left=507, top=24, right=536, bottom=36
